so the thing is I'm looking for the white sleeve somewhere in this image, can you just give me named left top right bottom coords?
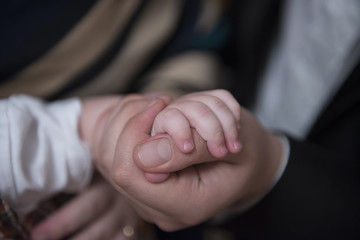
left=0, top=95, right=93, bottom=214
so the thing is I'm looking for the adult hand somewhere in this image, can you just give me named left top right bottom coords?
left=104, top=101, right=285, bottom=231
left=30, top=174, right=145, bottom=240
left=78, top=94, right=170, bottom=183
left=30, top=94, right=169, bottom=240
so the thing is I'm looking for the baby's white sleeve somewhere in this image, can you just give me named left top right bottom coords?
left=0, top=95, right=92, bottom=214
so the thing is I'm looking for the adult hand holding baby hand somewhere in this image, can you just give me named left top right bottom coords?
left=78, top=91, right=284, bottom=232
left=109, top=100, right=285, bottom=231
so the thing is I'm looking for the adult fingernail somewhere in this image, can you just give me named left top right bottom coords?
left=138, top=138, right=172, bottom=168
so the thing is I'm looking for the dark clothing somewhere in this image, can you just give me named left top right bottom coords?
left=159, top=1, right=360, bottom=239
left=217, top=61, right=360, bottom=240
left=213, top=1, right=360, bottom=239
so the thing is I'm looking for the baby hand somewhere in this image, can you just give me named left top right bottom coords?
left=151, top=89, right=242, bottom=158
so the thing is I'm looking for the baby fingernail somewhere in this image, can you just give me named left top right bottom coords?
left=220, top=144, right=228, bottom=154
left=183, top=141, right=194, bottom=152
left=233, top=140, right=243, bottom=152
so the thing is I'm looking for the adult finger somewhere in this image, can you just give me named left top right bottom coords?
left=68, top=196, right=138, bottom=240
left=30, top=176, right=113, bottom=240
left=109, top=98, right=168, bottom=187
left=135, top=129, right=217, bottom=174
left=94, top=98, right=152, bottom=178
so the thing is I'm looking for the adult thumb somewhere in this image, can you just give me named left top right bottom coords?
left=135, top=129, right=216, bottom=174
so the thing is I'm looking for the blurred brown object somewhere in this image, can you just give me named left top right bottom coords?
left=0, top=198, right=28, bottom=240
left=0, top=194, right=73, bottom=240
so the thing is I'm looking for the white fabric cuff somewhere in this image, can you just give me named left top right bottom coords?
left=0, top=95, right=92, bottom=213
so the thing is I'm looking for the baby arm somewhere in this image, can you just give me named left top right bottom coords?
left=151, top=89, right=242, bottom=158
left=0, top=95, right=92, bottom=213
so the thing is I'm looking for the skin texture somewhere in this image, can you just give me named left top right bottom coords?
left=30, top=89, right=245, bottom=239
left=30, top=89, right=284, bottom=236
left=89, top=97, right=284, bottom=231
left=31, top=95, right=153, bottom=240
left=152, top=90, right=242, bottom=158
left=31, top=175, right=141, bottom=240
